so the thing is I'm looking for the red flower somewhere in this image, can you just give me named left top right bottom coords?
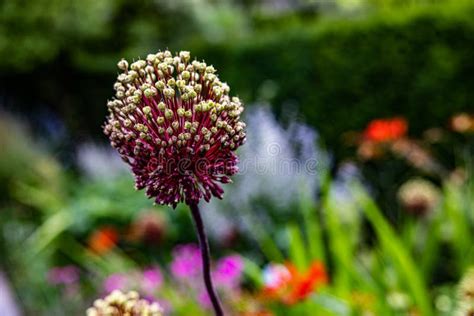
left=363, top=117, right=408, bottom=142
left=262, top=261, right=328, bottom=305
left=88, top=227, right=118, bottom=254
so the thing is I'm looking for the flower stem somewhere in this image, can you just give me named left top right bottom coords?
left=189, top=202, right=224, bottom=316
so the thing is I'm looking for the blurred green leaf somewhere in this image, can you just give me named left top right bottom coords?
left=353, top=183, right=434, bottom=315
left=311, top=293, right=351, bottom=316
left=22, top=210, right=72, bottom=259
left=287, top=223, right=307, bottom=270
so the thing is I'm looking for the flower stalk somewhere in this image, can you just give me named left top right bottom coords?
left=189, top=202, right=223, bottom=316
left=104, top=51, right=245, bottom=316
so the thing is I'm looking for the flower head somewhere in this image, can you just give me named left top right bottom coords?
left=87, top=290, right=163, bottom=316
left=459, top=268, right=474, bottom=302
left=103, top=273, right=129, bottom=293
left=451, top=113, right=474, bottom=133
left=128, top=210, right=167, bottom=245
left=261, top=261, right=327, bottom=305
left=397, top=178, right=440, bottom=216
left=213, top=255, right=244, bottom=288
left=47, top=265, right=80, bottom=285
left=89, top=226, right=119, bottom=254
left=363, top=117, right=408, bottom=143
left=456, top=268, right=474, bottom=315
left=141, top=267, right=163, bottom=295
left=170, top=243, right=202, bottom=279
left=104, top=51, right=246, bottom=207
left=262, top=264, right=292, bottom=291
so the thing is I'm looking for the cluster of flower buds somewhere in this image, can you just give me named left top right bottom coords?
left=86, top=290, right=163, bottom=316
left=451, top=112, right=474, bottom=133
left=456, top=268, right=474, bottom=315
left=104, top=50, right=246, bottom=207
left=397, top=178, right=440, bottom=216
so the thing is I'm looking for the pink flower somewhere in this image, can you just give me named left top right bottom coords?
left=47, top=265, right=80, bottom=285
left=262, top=264, right=291, bottom=290
left=103, top=273, right=129, bottom=293
left=198, top=290, right=212, bottom=308
left=141, top=267, right=163, bottom=294
left=170, top=244, right=202, bottom=279
left=213, top=255, right=244, bottom=289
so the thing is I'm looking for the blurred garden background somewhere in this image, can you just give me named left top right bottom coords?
left=0, top=0, right=473, bottom=315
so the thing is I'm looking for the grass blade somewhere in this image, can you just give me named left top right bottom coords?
left=352, top=184, right=433, bottom=316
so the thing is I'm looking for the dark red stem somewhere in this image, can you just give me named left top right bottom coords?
left=189, top=202, right=224, bottom=316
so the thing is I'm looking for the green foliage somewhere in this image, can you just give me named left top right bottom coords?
left=0, top=0, right=120, bottom=71
left=0, top=120, right=472, bottom=314
left=0, top=0, right=247, bottom=72
left=2, top=1, right=473, bottom=158
left=353, top=184, right=433, bottom=315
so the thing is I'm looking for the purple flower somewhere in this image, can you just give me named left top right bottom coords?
left=103, top=51, right=246, bottom=207
left=197, top=290, right=212, bottom=308
left=213, top=255, right=244, bottom=289
left=47, top=265, right=80, bottom=285
left=141, top=267, right=163, bottom=294
left=170, top=244, right=202, bottom=279
left=103, top=273, right=129, bottom=293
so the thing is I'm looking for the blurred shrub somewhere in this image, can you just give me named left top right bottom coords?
left=1, top=0, right=474, bottom=159
left=0, top=0, right=121, bottom=71
left=0, top=113, right=63, bottom=204
left=0, top=0, right=244, bottom=72
left=197, top=1, right=474, bottom=158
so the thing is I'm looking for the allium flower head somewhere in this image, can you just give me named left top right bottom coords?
left=456, top=268, right=474, bottom=315
left=104, top=51, right=246, bottom=207
left=397, top=178, right=440, bottom=216
left=451, top=113, right=474, bottom=133
left=459, top=268, right=474, bottom=302
left=128, top=210, right=167, bottom=245
left=87, top=290, right=163, bottom=316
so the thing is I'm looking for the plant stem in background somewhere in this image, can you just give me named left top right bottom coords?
left=189, top=203, right=223, bottom=316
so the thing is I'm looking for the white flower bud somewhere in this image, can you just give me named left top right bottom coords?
left=157, top=102, right=166, bottom=111
left=117, top=59, right=128, bottom=71
left=179, top=51, right=190, bottom=62
left=163, top=88, right=175, bottom=98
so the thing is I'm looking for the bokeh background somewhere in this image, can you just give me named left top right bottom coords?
left=0, top=0, right=473, bottom=315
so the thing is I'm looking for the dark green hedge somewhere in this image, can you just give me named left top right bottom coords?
left=2, top=2, right=474, bottom=160
left=195, top=3, right=474, bottom=157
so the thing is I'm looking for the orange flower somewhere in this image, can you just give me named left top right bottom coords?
left=88, top=226, right=118, bottom=254
left=261, top=261, right=327, bottom=305
left=363, top=117, right=408, bottom=143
